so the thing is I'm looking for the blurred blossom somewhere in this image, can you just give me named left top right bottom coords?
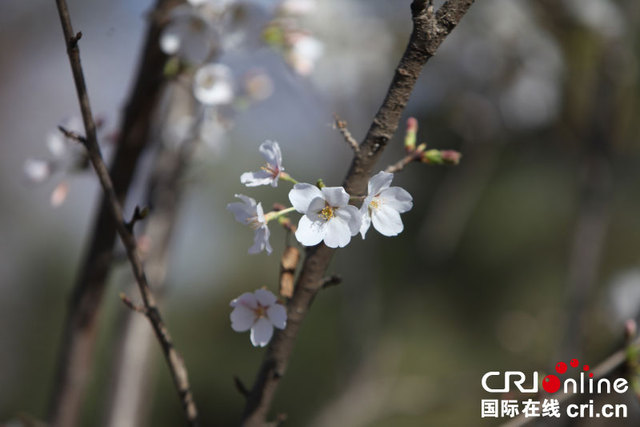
left=242, top=68, right=274, bottom=102
left=160, top=6, right=220, bottom=65
left=24, top=116, right=110, bottom=207
left=607, top=269, right=640, bottom=326
left=193, top=63, right=235, bottom=105
left=278, top=0, right=317, bottom=16
left=221, top=1, right=272, bottom=52
left=286, top=33, right=323, bottom=76
left=50, top=181, right=70, bottom=207
left=564, top=0, right=624, bottom=39
left=230, top=289, right=287, bottom=347
left=23, top=159, right=51, bottom=183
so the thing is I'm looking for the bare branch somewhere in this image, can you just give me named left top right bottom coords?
left=53, top=1, right=198, bottom=425
left=241, top=1, right=475, bottom=425
left=48, top=1, right=182, bottom=425
left=333, top=114, right=359, bottom=155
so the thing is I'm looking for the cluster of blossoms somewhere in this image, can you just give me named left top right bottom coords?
left=227, top=140, right=413, bottom=346
left=23, top=116, right=111, bottom=207
left=158, top=0, right=321, bottom=155
left=227, top=140, right=414, bottom=253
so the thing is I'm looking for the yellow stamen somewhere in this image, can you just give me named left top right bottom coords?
left=320, top=205, right=335, bottom=220
left=369, top=199, right=380, bottom=210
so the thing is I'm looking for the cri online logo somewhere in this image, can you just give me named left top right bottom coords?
left=543, top=358, right=590, bottom=393
left=482, top=358, right=628, bottom=395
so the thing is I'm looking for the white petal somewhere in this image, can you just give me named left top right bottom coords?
left=24, top=159, right=51, bottom=182
left=289, top=183, right=322, bottom=213
left=249, top=225, right=271, bottom=254
left=380, top=187, right=413, bottom=213
left=359, top=209, right=371, bottom=239
left=227, top=194, right=257, bottom=224
left=338, top=205, right=362, bottom=236
left=254, top=289, right=277, bottom=306
left=50, top=181, right=69, bottom=207
left=267, top=304, right=287, bottom=329
left=368, top=171, right=393, bottom=196
left=193, top=64, right=234, bottom=105
left=371, top=204, right=404, bottom=237
left=240, top=170, right=273, bottom=187
left=230, top=305, right=256, bottom=332
left=321, top=186, right=349, bottom=207
left=306, top=197, right=327, bottom=221
left=259, top=140, right=282, bottom=169
left=230, top=292, right=258, bottom=309
left=295, top=215, right=324, bottom=246
left=323, top=217, right=351, bottom=248
left=250, top=318, right=274, bottom=347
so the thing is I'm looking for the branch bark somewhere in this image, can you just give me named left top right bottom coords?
left=52, top=0, right=198, bottom=425
left=241, top=1, right=475, bottom=425
left=48, top=1, right=184, bottom=426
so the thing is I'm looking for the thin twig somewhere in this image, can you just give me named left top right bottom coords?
left=241, top=1, right=475, bottom=425
left=48, top=1, right=180, bottom=425
left=385, top=147, right=424, bottom=174
left=333, top=114, right=359, bottom=154
left=53, top=1, right=198, bottom=425
left=321, top=274, right=342, bottom=289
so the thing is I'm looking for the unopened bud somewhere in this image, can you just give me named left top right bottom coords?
left=441, top=150, right=462, bottom=165
left=421, top=149, right=461, bottom=165
left=404, top=117, right=418, bottom=152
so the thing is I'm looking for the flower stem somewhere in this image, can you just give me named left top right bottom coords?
left=280, top=172, right=299, bottom=185
left=264, top=206, right=297, bottom=223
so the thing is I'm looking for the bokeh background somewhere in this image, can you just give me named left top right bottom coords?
left=2, top=0, right=640, bottom=425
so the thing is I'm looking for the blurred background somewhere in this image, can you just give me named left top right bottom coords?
left=2, top=0, right=640, bottom=425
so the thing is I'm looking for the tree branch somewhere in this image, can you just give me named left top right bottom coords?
left=48, top=1, right=183, bottom=425
left=53, top=1, right=198, bottom=425
left=240, top=1, right=475, bottom=425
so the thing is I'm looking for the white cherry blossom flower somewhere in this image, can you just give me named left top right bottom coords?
left=230, top=289, right=287, bottom=347
left=227, top=194, right=272, bottom=254
left=193, top=63, right=234, bottom=105
left=24, top=159, right=51, bottom=183
left=360, top=171, right=413, bottom=238
left=240, top=140, right=283, bottom=187
left=286, top=33, right=323, bottom=76
left=289, top=184, right=361, bottom=248
left=160, top=6, right=219, bottom=65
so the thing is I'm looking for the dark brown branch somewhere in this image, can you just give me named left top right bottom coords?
left=53, top=1, right=198, bottom=425
left=48, top=1, right=183, bottom=425
left=241, top=1, right=475, bottom=425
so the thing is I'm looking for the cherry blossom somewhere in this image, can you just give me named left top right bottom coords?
left=193, top=63, right=234, bottom=105
left=230, top=289, right=287, bottom=347
left=227, top=194, right=272, bottom=254
left=289, top=183, right=361, bottom=248
left=359, top=171, right=413, bottom=238
left=240, top=140, right=284, bottom=187
left=160, top=6, right=219, bottom=65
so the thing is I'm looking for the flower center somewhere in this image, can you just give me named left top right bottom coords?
left=253, top=305, right=267, bottom=318
left=320, top=205, right=335, bottom=220
left=246, top=216, right=262, bottom=230
left=369, top=199, right=380, bottom=210
left=260, top=164, right=279, bottom=178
